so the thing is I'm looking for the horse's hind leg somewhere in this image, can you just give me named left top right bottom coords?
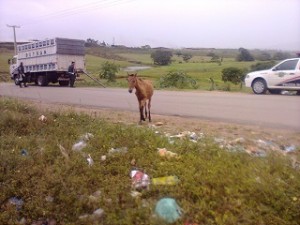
left=148, top=98, right=152, bottom=122
left=139, top=100, right=146, bottom=122
left=144, top=101, right=148, bottom=119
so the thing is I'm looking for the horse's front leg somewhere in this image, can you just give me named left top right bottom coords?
left=139, top=100, right=146, bottom=122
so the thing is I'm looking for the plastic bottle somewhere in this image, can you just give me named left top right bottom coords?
left=152, top=176, right=179, bottom=185
left=72, top=140, right=87, bottom=151
left=108, top=147, right=128, bottom=155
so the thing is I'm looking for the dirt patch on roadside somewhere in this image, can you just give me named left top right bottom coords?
left=26, top=99, right=300, bottom=149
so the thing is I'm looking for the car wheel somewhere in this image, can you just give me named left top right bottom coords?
left=252, top=79, right=267, bottom=94
left=268, top=89, right=281, bottom=95
left=37, top=75, right=48, bottom=86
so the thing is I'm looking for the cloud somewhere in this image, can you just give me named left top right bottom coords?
left=1, top=0, right=299, bottom=50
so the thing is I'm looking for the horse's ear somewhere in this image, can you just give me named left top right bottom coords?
left=134, top=73, right=137, bottom=77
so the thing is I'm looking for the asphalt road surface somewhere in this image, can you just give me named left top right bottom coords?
left=1, top=83, right=299, bottom=131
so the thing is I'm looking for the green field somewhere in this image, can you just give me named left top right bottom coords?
left=0, top=44, right=290, bottom=92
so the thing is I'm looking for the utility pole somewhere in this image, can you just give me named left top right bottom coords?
left=7, top=24, right=20, bottom=55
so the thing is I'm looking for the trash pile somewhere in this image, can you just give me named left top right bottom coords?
left=3, top=114, right=299, bottom=225
left=214, top=136, right=298, bottom=159
left=152, top=122, right=298, bottom=164
left=67, top=131, right=184, bottom=223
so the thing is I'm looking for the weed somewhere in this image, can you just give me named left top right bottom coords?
left=159, top=71, right=198, bottom=89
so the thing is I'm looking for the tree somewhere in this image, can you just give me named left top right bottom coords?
left=207, top=52, right=216, bottom=57
left=222, top=67, right=246, bottom=88
left=236, top=48, right=254, bottom=61
left=141, top=45, right=151, bottom=49
left=99, top=61, right=120, bottom=82
left=272, top=51, right=291, bottom=60
left=256, top=52, right=272, bottom=61
left=250, top=61, right=276, bottom=71
left=175, top=51, right=182, bottom=57
left=151, top=50, right=173, bottom=65
left=85, top=38, right=99, bottom=47
left=182, top=53, right=192, bottom=62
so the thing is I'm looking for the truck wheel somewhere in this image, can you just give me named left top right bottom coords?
left=252, top=78, right=267, bottom=94
left=59, top=80, right=70, bottom=86
left=37, top=76, right=48, bottom=86
left=14, top=76, right=20, bottom=85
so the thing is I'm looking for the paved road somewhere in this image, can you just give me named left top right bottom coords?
left=1, top=83, right=300, bottom=131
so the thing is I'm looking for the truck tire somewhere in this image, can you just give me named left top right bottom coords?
left=252, top=78, right=267, bottom=94
left=37, top=75, right=48, bottom=86
left=59, top=80, right=70, bottom=86
left=14, top=75, right=20, bottom=85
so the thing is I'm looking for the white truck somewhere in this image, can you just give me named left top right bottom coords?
left=8, top=37, right=85, bottom=86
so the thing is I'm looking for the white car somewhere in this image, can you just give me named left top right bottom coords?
left=245, top=58, right=300, bottom=94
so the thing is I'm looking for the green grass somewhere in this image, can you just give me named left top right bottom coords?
left=0, top=46, right=267, bottom=92
left=83, top=49, right=255, bottom=91
left=0, top=49, right=13, bottom=82
left=1, top=97, right=299, bottom=224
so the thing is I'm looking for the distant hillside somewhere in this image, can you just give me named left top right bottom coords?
left=1, top=42, right=296, bottom=61
left=0, top=42, right=29, bottom=50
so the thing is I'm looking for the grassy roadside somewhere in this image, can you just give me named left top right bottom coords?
left=1, top=97, right=299, bottom=224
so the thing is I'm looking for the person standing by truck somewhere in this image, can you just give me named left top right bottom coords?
left=68, top=61, right=76, bottom=87
left=18, top=62, right=27, bottom=88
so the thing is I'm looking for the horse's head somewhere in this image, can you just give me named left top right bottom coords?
left=127, top=73, right=137, bottom=93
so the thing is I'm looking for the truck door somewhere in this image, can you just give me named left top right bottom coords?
left=9, top=56, right=18, bottom=77
left=268, top=59, right=299, bottom=88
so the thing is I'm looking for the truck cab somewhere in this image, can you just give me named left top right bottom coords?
left=8, top=56, right=22, bottom=85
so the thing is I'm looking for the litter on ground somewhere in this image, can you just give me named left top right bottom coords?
left=155, top=197, right=182, bottom=223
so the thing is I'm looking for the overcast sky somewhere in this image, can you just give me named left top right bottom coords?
left=0, top=0, right=299, bottom=51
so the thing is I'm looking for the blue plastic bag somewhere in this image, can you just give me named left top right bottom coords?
left=155, top=197, right=182, bottom=223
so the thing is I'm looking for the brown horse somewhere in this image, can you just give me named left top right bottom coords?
left=127, top=73, right=153, bottom=123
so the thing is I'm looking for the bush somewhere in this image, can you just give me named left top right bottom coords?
left=182, top=53, right=193, bottom=62
left=99, top=61, right=120, bottom=82
left=151, top=50, right=173, bottom=65
left=250, top=61, right=276, bottom=71
left=159, top=71, right=198, bottom=89
left=222, top=67, right=246, bottom=88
